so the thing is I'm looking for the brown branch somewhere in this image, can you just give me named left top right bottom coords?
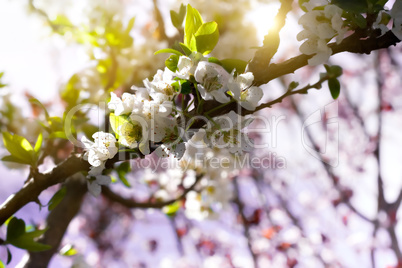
left=21, top=175, right=87, bottom=268
left=0, top=154, right=89, bottom=226
left=102, top=174, right=203, bottom=209
left=253, top=31, right=400, bottom=86
left=289, top=97, right=376, bottom=224
left=247, top=0, right=293, bottom=76
left=232, top=176, right=259, bottom=268
left=0, top=149, right=144, bottom=227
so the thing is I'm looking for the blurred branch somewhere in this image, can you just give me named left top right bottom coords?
left=21, top=175, right=87, bottom=268
left=289, top=96, right=376, bottom=224
left=232, top=176, right=259, bottom=268
left=102, top=174, right=203, bottom=209
left=253, top=31, right=401, bottom=86
left=0, top=154, right=89, bottom=226
left=247, top=0, right=293, bottom=76
left=153, top=0, right=169, bottom=42
left=375, top=50, right=402, bottom=262
left=252, top=75, right=330, bottom=114
left=0, top=149, right=147, bottom=227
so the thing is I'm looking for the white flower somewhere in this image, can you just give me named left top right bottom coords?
left=194, top=61, right=231, bottom=103
left=228, top=72, right=263, bottom=111
left=155, top=126, right=186, bottom=159
left=298, top=2, right=346, bottom=65
left=81, top=132, right=117, bottom=196
left=108, top=92, right=135, bottom=116
left=82, top=132, right=118, bottom=167
left=143, top=68, right=177, bottom=101
left=208, top=111, right=254, bottom=154
left=87, top=175, right=112, bottom=196
left=176, top=52, right=206, bottom=79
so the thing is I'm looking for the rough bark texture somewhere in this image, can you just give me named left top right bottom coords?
left=22, top=175, right=87, bottom=268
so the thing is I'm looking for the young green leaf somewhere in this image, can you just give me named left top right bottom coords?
left=60, top=244, right=78, bottom=256
left=0, top=259, right=5, bottom=268
left=6, top=218, right=25, bottom=242
left=48, top=186, right=67, bottom=211
left=208, top=57, right=222, bottom=65
left=220, top=59, right=248, bottom=75
left=184, top=4, right=203, bottom=48
left=328, top=78, right=341, bottom=99
left=109, top=113, right=131, bottom=138
left=116, top=162, right=132, bottom=188
left=154, top=48, right=184, bottom=56
left=125, top=17, right=136, bottom=34
left=29, top=98, right=50, bottom=120
left=6, top=217, right=51, bottom=252
left=162, top=201, right=181, bottom=217
left=193, top=21, right=219, bottom=55
left=2, top=132, right=35, bottom=165
left=34, top=133, right=43, bottom=154
left=165, top=54, right=180, bottom=72
left=171, top=4, right=187, bottom=28
left=179, top=43, right=192, bottom=56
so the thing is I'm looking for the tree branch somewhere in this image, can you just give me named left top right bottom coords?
left=21, top=175, right=87, bottom=268
left=253, top=31, right=400, bottom=86
left=102, top=174, right=203, bottom=209
left=232, top=176, right=259, bottom=268
left=247, top=0, right=293, bottom=75
left=0, top=155, right=89, bottom=226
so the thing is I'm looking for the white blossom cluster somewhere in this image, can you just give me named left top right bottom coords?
left=81, top=132, right=118, bottom=196
left=297, top=0, right=347, bottom=66
left=81, top=52, right=262, bottom=196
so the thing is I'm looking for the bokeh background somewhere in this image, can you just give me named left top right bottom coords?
left=0, top=0, right=402, bottom=267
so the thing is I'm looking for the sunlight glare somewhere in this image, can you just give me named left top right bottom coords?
left=246, top=2, right=281, bottom=43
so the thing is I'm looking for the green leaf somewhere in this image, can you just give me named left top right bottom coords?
left=48, top=187, right=67, bottom=211
left=61, top=75, right=80, bottom=107
left=60, top=244, right=78, bottom=256
left=6, top=247, right=12, bottom=264
left=193, top=21, right=219, bottom=55
left=2, top=132, right=35, bottom=165
left=109, top=113, right=130, bottom=138
left=34, top=133, right=43, bottom=154
left=165, top=54, right=180, bottom=72
left=350, top=13, right=367, bottom=28
left=331, top=0, right=368, bottom=13
left=1, top=155, right=31, bottom=165
left=328, top=78, right=341, bottom=99
left=184, top=4, right=203, bottom=48
left=154, top=48, right=184, bottom=56
left=172, top=79, right=192, bottom=94
left=29, top=98, right=50, bottom=120
left=116, top=162, right=131, bottom=188
left=6, top=217, right=51, bottom=252
left=48, top=131, right=67, bottom=140
left=125, top=17, right=135, bottom=34
left=162, top=201, right=181, bottom=217
left=0, top=259, right=4, bottom=268
left=324, top=64, right=343, bottom=78
left=220, top=59, right=248, bottom=75
left=6, top=218, right=25, bottom=243
left=170, top=4, right=186, bottom=28
left=208, top=57, right=222, bottom=65
left=179, top=43, right=192, bottom=56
